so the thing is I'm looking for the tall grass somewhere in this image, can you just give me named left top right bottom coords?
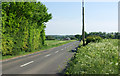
left=65, top=39, right=118, bottom=74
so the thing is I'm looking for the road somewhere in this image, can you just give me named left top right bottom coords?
left=2, top=41, right=80, bottom=75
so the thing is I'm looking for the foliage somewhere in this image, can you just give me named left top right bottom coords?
left=86, top=35, right=102, bottom=44
left=2, top=40, right=74, bottom=60
left=87, top=32, right=120, bottom=39
left=46, top=36, right=56, bottom=40
left=75, top=34, right=81, bottom=40
left=75, top=32, right=87, bottom=41
left=65, top=39, right=118, bottom=74
left=70, top=36, right=76, bottom=40
left=46, top=35, right=76, bottom=40
left=2, top=2, right=52, bottom=56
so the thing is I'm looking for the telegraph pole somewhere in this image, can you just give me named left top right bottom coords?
left=82, top=0, right=85, bottom=46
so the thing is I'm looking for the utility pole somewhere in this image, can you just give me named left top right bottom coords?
left=82, top=0, right=85, bottom=46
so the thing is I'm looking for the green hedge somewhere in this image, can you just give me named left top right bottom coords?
left=86, top=35, right=102, bottom=44
left=2, top=2, right=52, bottom=56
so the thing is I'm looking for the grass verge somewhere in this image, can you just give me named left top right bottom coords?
left=2, top=40, right=75, bottom=60
left=65, top=39, right=118, bottom=74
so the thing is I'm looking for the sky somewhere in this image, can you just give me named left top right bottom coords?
left=40, top=2, right=118, bottom=35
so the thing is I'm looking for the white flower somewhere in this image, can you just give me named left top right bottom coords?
left=115, top=63, right=118, bottom=66
left=110, top=62, right=113, bottom=64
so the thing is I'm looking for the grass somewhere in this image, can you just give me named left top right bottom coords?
left=65, top=39, right=118, bottom=74
left=2, top=40, right=75, bottom=60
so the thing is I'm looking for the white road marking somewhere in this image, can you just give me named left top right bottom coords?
left=20, top=61, right=34, bottom=67
left=61, top=49, right=64, bottom=50
left=45, top=54, right=51, bottom=57
left=55, top=51, right=59, bottom=53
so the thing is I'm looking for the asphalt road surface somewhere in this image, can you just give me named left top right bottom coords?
left=2, top=41, right=80, bottom=75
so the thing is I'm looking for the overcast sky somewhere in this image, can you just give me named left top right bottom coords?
left=40, top=2, right=118, bottom=35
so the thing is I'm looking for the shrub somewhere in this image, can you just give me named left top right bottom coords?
left=2, top=2, right=52, bottom=56
left=86, top=35, right=102, bottom=44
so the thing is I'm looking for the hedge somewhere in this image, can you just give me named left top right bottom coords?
left=2, top=2, right=52, bottom=56
left=86, top=35, right=102, bottom=44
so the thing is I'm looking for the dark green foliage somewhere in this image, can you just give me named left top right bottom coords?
left=69, top=36, right=76, bottom=40
left=75, top=34, right=81, bottom=40
left=2, top=2, right=52, bottom=56
left=86, top=35, right=102, bottom=44
left=75, top=32, right=87, bottom=41
left=46, top=36, right=56, bottom=40
left=87, top=32, right=120, bottom=39
left=46, top=35, right=76, bottom=40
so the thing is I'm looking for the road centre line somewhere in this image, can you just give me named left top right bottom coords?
left=61, top=49, right=64, bottom=50
left=20, top=61, right=34, bottom=67
left=55, top=51, right=59, bottom=53
left=45, top=54, right=51, bottom=57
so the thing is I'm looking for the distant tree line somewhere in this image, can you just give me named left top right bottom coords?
left=87, top=32, right=120, bottom=39
left=46, top=35, right=76, bottom=40
left=75, top=32, right=120, bottom=41
left=46, top=32, right=119, bottom=41
left=2, top=2, right=52, bottom=56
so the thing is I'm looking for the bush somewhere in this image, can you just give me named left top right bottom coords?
left=86, top=35, right=102, bottom=44
left=2, top=2, right=52, bottom=56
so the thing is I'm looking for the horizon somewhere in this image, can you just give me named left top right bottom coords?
left=45, top=31, right=119, bottom=35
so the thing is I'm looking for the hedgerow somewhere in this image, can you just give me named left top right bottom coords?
left=86, top=35, right=102, bottom=44
left=65, top=39, right=118, bottom=74
left=2, top=2, right=52, bottom=56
